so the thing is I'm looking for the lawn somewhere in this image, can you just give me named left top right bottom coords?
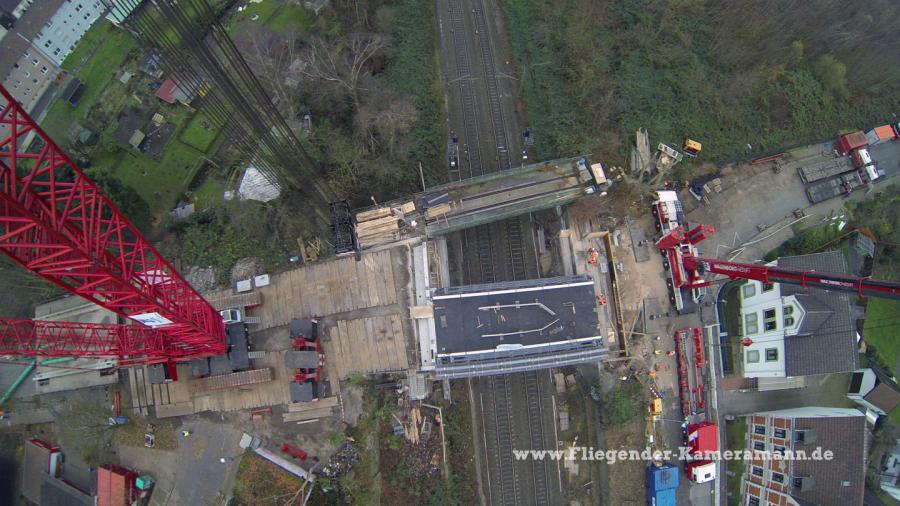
left=226, top=1, right=313, bottom=34
left=864, top=299, right=900, bottom=375
left=724, top=417, right=747, bottom=506
left=192, top=175, right=225, bottom=210
left=40, top=21, right=137, bottom=142
left=179, top=111, right=222, bottom=152
left=109, top=141, right=203, bottom=214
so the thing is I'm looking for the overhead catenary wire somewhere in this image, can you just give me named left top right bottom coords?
left=104, top=0, right=337, bottom=232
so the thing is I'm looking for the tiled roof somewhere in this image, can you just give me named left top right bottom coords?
left=779, top=252, right=858, bottom=376
left=864, top=366, right=900, bottom=414
left=791, top=415, right=867, bottom=506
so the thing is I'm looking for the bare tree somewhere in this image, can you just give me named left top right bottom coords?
left=233, top=25, right=303, bottom=120
left=354, top=88, right=417, bottom=156
left=297, top=33, right=388, bottom=108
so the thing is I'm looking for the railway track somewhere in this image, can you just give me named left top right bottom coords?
left=505, top=218, right=527, bottom=281
left=523, top=372, right=550, bottom=505
left=490, top=374, right=520, bottom=505
left=473, top=224, right=496, bottom=283
left=473, top=0, right=511, bottom=171
left=448, top=0, right=483, bottom=179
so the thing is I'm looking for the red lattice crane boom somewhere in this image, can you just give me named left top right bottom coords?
left=657, top=224, right=900, bottom=300
left=0, top=85, right=225, bottom=363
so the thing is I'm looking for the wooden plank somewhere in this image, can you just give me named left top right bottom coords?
left=356, top=215, right=398, bottom=230
left=356, top=319, right=374, bottom=374
left=369, top=317, right=385, bottom=372
left=354, top=260, right=369, bottom=310
left=332, top=261, right=347, bottom=313
left=367, top=253, right=382, bottom=307
left=336, top=320, right=351, bottom=378
left=391, top=314, right=408, bottom=370
left=287, top=396, right=339, bottom=412
left=384, top=249, right=398, bottom=305
left=283, top=406, right=335, bottom=422
left=356, top=207, right=392, bottom=222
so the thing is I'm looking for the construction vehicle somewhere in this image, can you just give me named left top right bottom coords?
left=685, top=422, right=718, bottom=483
left=836, top=131, right=868, bottom=155
left=682, top=138, right=702, bottom=157
left=797, top=156, right=855, bottom=183
left=0, top=85, right=225, bottom=370
left=655, top=223, right=900, bottom=300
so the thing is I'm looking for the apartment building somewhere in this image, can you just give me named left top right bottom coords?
left=741, top=407, right=867, bottom=506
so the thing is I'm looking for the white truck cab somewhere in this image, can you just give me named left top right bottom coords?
left=220, top=308, right=242, bottom=324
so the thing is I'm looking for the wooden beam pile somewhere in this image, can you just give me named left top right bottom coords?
left=355, top=202, right=414, bottom=249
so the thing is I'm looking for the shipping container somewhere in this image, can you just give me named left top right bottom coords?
left=865, top=125, right=896, bottom=145
left=836, top=131, right=868, bottom=155
left=647, top=464, right=679, bottom=506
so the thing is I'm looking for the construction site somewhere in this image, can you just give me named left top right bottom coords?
left=2, top=1, right=900, bottom=506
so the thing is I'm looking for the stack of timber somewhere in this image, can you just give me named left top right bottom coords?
left=282, top=396, right=339, bottom=422
left=355, top=202, right=414, bottom=248
left=203, top=289, right=263, bottom=311
left=195, top=368, right=273, bottom=391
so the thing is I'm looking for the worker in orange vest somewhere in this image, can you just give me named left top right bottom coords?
left=587, top=247, right=599, bottom=266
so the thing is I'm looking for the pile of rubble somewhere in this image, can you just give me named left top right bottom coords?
left=321, top=441, right=359, bottom=479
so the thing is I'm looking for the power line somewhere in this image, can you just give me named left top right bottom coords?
left=105, top=0, right=337, bottom=232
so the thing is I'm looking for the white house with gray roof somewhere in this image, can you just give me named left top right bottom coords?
left=737, top=251, right=858, bottom=379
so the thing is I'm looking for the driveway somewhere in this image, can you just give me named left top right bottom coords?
left=117, top=417, right=244, bottom=506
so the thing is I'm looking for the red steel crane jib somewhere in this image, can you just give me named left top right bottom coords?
left=0, top=319, right=172, bottom=366
left=0, top=85, right=225, bottom=362
left=657, top=224, right=900, bottom=300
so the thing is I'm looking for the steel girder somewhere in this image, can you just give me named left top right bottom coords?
left=0, top=85, right=224, bottom=362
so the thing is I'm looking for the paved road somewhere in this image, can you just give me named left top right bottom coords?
left=118, top=417, right=243, bottom=506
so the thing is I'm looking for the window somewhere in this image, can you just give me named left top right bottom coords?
left=766, top=348, right=778, bottom=361
left=752, top=466, right=764, bottom=477
left=41, top=67, right=48, bottom=74
left=784, top=306, right=793, bottom=316
left=792, top=477, right=804, bottom=489
left=772, top=472, right=785, bottom=483
left=13, top=63, right=19, bottom=69
left=743, top=284, right=757, bottom=298
left=745, top=313, right=759, bottom=335
left=23, top=71, right=30, bottom=78
left=31, top=59, right=38, bottom=66
left=763, top=283, right=775, bottom=292
left=32, top=79, right=37, bottom=84
left=764, top=308, right=778, bottom=331
left=774, top=428, right=786, bottom=438
left=747, top=350, right=760, bottom=363
left=749, top=497, right=760, bottom=506
left=795, top=431, right=806, bottom=443
left=754, top=425, right=766, bottom=435
left=753, top=441, right=765, bottom=451
left=774, top=445, right=786, bottom=455
left=784, top=317, right=794, bottom=327
left=54, top=48, right=61, bottom=56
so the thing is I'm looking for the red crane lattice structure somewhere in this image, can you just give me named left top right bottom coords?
left=656, top=224, right=900, bottom=300
left=0, top=85, right=224, bottom=363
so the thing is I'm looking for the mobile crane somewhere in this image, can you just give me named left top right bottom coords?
left=656, top=223, right=900, bottom=300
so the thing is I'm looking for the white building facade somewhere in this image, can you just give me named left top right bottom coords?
left=32, top=0, right=106, bottom=66
left=738, top=279, right=804, bottom=378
